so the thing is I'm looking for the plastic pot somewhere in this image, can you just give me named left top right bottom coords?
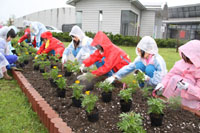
left=72, top=97, right=82, bottom=108
left=49, top=78, right=57, bottom=88
left=150, top=113, right=164, bottom=127
left=101, top=91, right=112, bottom=103
left=34, top=65, right=39, bottom=70
left=64, top=71, right=72, bottom=77
left=19, top=63, right=25, bottom=68
left=40, top=69, right=45, bottom=73
left=86, top=107, right=99, bottom=122
left=120, top=99, right=132, bottom=112
left=56, top=88, right=66, bottom=98
left=24, top=60, right=29, bottom=65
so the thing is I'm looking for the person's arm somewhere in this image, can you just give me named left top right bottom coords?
left=37, top=42, right=45, bottom=54
left=62, top=42, right=73, bottom=56
left=18, top=34, right=28, bottom=43
left=83, top=50, right=101, bottom=67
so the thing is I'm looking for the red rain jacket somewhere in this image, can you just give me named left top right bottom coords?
left=18, top=28, right=36, bottom=47
left=83, top=31, right=131, bottom=76
left=37, top=31, right=65, bottom=58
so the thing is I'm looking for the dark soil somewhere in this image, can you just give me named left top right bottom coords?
left=21, top=61, right=200, bottom=133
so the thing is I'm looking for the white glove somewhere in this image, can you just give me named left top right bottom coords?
left=79, top=64, right=85, bottom=73
left=176, top=81, right=189, bottom=90
left=155, top=83, right=164, bottom=91
left=104, top=76, right=116, bottom=84
left=77, top=73, right=88, bottom=81
left=61, top=55, right=67, bottom=64
left=18, top=42, right=20, bottom=46
left=31, top=36, right=35, bottom=42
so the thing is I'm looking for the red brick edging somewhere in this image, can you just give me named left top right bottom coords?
left=12, top=70, right=72, bottom=133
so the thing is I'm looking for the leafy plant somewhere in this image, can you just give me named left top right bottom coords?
left=82, top=93, right=98, bottom=114
left=18, top=56, right=25, bottom=63
left=55, top=77, right=66, bottom=90
left=70, top=80, right=84, bottom=100
left=40, top=61, right=51, bottom=69
left=49, top=55, right=59, bottom=64
left=50, top=67, right=59, bottom=81
left=147, top=98, right=165, bottom=115
left=42, top=73, right=49, bottom=80
left=64, top=60, right=80, bottom=73
left=168, top=96, right=181, bottom=110
left=141, top=86, right=152, bottom=98
left=33, top=60, right=41, bottom=67
left=117, top=112, right=146, bottom=133
left=118, top=88, right=133, bottom=103
left=135, top=71, right=145, bottom=84
left=96, top=81, right=114, bottom=93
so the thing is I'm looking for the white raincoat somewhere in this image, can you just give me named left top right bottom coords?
left=0, top=26, right=18, bottom=55
left=115, top=36, right=167, bottom=86
left=0, top=53, right=9, bottom=78
left=62, top=25, right=96, bottom=64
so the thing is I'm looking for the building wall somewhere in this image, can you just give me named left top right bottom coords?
left=140, top=10, right=156, bottom=37
left=75, top=0, right=141, bottom=34
left=154, top=14, right=163, bottom=38
left=14, top=7, right=76, bottom=30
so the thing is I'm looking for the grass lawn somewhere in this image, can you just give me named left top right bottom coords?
left=0, top=79, right=47, bottom=133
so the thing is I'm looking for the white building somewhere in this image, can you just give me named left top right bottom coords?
left=67, top=0, right=167, bottom=38
left=14, top=7, right=76, bottom=31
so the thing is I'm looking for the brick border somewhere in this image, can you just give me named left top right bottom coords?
left=154, top=95, right=200, bottom=117
left=12, top=70, right=72, bottom=133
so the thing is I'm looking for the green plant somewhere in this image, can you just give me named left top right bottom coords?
left=64, top=60, right=80, bottom=73
left=42, top=73, right=49, bottom=80
left=141, top=86, right=152, bottom=98
left=39, top=61, right=51, bottom=69
left=55, top=77, right=66, bottom=90
left=135, top=71, right=145, bottom=84
left=168, top=96, right=181, bottom=110
left=82, top=93, right=98, bottom=114
left=18, top=56, right=25, bottom=63
left=70, top=80, right=84, bottom=100
left=117, top=111, right=146, bottom=133
left=50, top=67, right=59, bottom=81
left=96, top=81, right=114, bottom=93
left=118, top=88, right=133, bottom=102
left=147, top=98, right=165, bottom=115
left=49, top=55, right=59, bottom=64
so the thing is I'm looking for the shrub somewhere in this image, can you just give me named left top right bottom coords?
left=117, top=111, right=146, bottom=133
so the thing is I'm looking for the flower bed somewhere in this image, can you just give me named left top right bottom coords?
left=16, top=59, right=200, bottom=133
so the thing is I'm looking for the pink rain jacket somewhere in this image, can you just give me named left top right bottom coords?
left=162, top=40, right=200, bottom=110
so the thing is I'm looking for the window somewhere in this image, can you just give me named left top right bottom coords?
left=98, top=10, right=103, bottom=31
left=120, top=10, right=138, bottom=36
left=76, top=11, right=82, bottom=28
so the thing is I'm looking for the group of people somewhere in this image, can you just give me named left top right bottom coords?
left=0, top=20, right=199, bottom=110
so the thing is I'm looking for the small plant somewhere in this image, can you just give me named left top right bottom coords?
left=82, top=93, right=98, bottom=114
left=64, top=60, right=80, bottom=73
left=168, top=96, right=181, bottom=110
left=17, top=56, right=25, bottom=63
left=55, top=77, right=66, bottom=90
left=40, top=61, right=51, bottom=69
left=42, top=73, right=49, bottom=80
left=50, top=67, right=59, bottom=81
left=49, top=55, right=59, bottom=64
left=141, top=86, right=152, bottom=98
left=135, top=70, right=145, bottom=84
left=147, top=98, right=165, bottom=115
left=118, top=88, right=133, bottom=103
left=117, top=112, right=146, bottom=133
left=70, top=80, right=84, bottom=100
left=96, top=81, right=114, bottom=93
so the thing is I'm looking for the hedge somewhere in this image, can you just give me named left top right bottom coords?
left=52, top=32, right=187, bottom=48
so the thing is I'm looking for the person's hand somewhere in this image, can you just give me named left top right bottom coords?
left=104, top=76, right=116, bottom=84
left=18, top=42, right=20, bottom=46
left=143, top=75, right=150, bottom=81
left=176, top=81, right=189, bottom=90
left=31, top=36, right=35, bottom=42
left=61, top=55, right=67, bottom=64
left=79, top=64, right=85, bottom=73
left=152, top=83, right=164, bottom=97
left=77, top=73, right=88, bottom=81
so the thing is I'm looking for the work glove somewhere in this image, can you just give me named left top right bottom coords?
left=61, top=55, right=67, bottom=64
left=104, top=76, right=116, bottom=84
left=152, top=83, right=164, bottom=97
left=79, top=64, right=86, bottom=73
left=176, top=80, right=189, bottom=90
left=77, top=73, right=89, bottom=81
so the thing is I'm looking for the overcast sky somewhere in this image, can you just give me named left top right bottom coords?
left=0, top=0, right=200, bottom=23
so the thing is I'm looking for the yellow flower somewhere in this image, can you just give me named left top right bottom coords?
left=75, top=80, right=80, bottom=84
left=85, top=91, right=90, bottom=95
left=41, top=58, right=44, bottom=60
left=53, top=66, right=57, bottom=69
left=132, top=80, right=137, bottom=84
left=25, top=52, right=29, bottom=55
left=57, top=75, right=62, bottom=78
left=18, top=54, right=21, bottom=56
left=34, top=56, right=38, bottom=59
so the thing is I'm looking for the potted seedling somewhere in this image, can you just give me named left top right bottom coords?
left=33, top=60, right=40, bottom=70
left=117, top=111, right=146, bottom=133
left=147, top=98, right=165, bottom=127
left=135, top=70, right=145, bottom=88
left=49, top=55, right=59, bottom=68
left=55, top=76, right=66, bottom=98
left=64, top=60, right=80, bottom=77
left=17, top=56, right=25, bottom=68
left=96, top=81, right=114, bottom=103
left=118, top=88, right=133, bottom=112
left=39, top=61, right=51, bottom=73
left=69, top=80, right=84, bottom=107
left=49, top=66, right=59, bottom=87
left=23, top=52, right=30, bottom=65
left=82, top=92, right=99, bottom=122
left=42, top=72, right=50, bottom=80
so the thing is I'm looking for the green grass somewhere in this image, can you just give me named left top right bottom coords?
left=0, top=79, right=47, bottom=133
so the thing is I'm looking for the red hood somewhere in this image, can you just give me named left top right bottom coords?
left=41, top=31, right=52, bottom=39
